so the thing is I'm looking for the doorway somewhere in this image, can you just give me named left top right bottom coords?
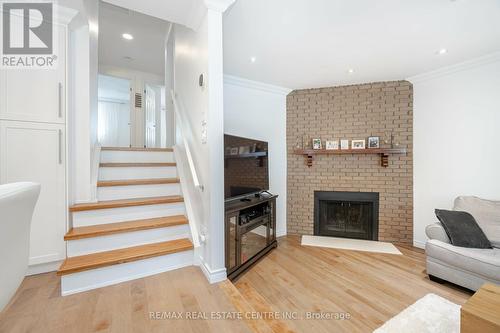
left=144, top=83, right=166, bottom=148
left=97, top=74, right=131, bottom=147
left=97, top=2, right=171, bottom=148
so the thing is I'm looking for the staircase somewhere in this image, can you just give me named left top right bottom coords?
left=59, top=147, right=194, bottom=296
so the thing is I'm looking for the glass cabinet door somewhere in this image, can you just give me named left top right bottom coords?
left=240, top=223, right=268, bottom=264
left=226, top=215, right=237, bottom=271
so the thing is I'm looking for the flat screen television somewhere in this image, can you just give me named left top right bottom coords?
left=224, top=134, right=269, bottom=200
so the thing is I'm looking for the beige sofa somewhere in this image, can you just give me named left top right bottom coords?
left=425, top=196, right=500, bottom=291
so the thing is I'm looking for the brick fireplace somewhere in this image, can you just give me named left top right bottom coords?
left=287, top=81, right=413, bottom=244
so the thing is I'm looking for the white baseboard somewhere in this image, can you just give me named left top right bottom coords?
left=27, top=260, right=62, bottom=276
left=413, top=239, right=426, bottom=249
left=276, top=229, right=286, bottom=238
left=198, top=259, right=226, bottom=284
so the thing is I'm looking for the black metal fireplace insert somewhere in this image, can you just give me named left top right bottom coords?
left=314, top=191, right=379, bottom=240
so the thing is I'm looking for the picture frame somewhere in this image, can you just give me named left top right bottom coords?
left=312, top=138, right=322, bottom=150
left=340, top=139, right=349, bottom=150
left=239, top=146, right=250, bottom=154
left=230, top=147, right=239, bottom=155
left=351, top=139, right=366, bottom=150
left=368, top=136, right=380, bottom=149
left=325, top=140, right=339, bottom=150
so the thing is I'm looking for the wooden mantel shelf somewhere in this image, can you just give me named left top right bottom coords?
left=294, top=148, right=407, bottom=167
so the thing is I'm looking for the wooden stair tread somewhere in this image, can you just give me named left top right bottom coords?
left=101, top=147, right=173, bottom=152
left=97, top=178, right=180, bottom=187
left=64, top=215, right=188, bottom=240
left=69, top=195, right=184, bottom=212
left=57, top=238, right=193, bottom=275
left=100, top=162, right=176, bottom=167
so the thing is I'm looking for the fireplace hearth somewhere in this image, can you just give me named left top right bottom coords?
left=314, top=191, right=379, bottom=240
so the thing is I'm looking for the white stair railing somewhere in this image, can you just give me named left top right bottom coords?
left=170, top=90, right=203, bottom=248
left=171, top=90, right=204, bottom=192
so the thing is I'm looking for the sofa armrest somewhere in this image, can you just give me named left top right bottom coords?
left=425, top=223, right=451, bottom=244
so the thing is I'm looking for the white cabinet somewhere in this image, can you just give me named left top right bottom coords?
left=0, top=24, right=66, bottom=124
left=0, top=121, right=66, bottom=265
left=0, top=9, right=72, bottom=271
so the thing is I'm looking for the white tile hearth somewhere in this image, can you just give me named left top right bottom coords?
left=301, top=235, right=402, bottom=255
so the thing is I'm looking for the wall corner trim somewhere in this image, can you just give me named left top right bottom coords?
left=407, top=51, right=500, bottom=84
left=224, top=75, right=292, bottom=95
left=413, top=239, right=426, bottom=250
left=198, top=259, right=227, bottom=284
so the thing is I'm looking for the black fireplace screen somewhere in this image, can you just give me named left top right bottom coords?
left=314, top=191, right=379, bottom=240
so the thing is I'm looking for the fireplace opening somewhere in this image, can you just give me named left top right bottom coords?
left=314, top=191, right=379, bottom=240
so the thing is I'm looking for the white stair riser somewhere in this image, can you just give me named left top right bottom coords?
left=67, top=224, right=190, bottom=256
left=100, top=150, right=174, bottom=163
left=99, top=166, right=177, bottom=181
left=72, top=203, right=186, bottom=227
left=97, top=183, right=181, bottom=201
left=61, top=250, right=193, bottom=296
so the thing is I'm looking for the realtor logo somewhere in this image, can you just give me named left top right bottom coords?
left=1, top=1, right=57, bottom=68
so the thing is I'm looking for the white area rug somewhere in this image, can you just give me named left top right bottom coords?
left=301, top=235, right=402, bottom=255
left=373, top=293, right=460, bottom=333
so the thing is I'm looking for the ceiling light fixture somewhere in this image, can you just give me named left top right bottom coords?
left=437, top=48, right=448, bottom=55
left=122, top=33, right=134, bottom=40
left=250, top=57, right=256, bottom=63
left=348, top=68, right=354, bottom=74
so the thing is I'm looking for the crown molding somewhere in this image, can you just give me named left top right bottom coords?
left=204, top=0, right=236, bottom=13
left=224, top=75, right=292, bottom=95
left=407, top=51, right=500, bottom=84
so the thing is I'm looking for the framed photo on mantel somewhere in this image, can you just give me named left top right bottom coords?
left=351, top=139, right=366, bottom=149
left=325, top=140, right=339, bottom=150
left=312, top=138, right=322, bottom=150
left=368, top=136, right=380, bottom=149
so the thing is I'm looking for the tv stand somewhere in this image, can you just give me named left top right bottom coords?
left=225, top=193, right=278, bottom=281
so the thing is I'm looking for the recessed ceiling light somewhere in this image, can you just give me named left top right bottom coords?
left=123, top=56, right=133, bottom=61
left=437, top=48, right=448, bottom=55
left=250, top=57, right=256, bottom=63
left=348, top=68, right=354, bottom=74
left=122, top=33, right=134, bottom=40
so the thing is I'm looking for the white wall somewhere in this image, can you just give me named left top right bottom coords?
left=67, top=0, right=98, bottom=205
left=173, top=6, right=227, bottom=282
left=410, top=54, right=500, bottom=248
left=99, top=65, right=164, bottom=86
left=68, top=22, right=92, bottom=204
left=164, top=26, right=175, bottom=147
left=86, top=0, right=99, bottom=147
left=223, top=75, right=290, bottom=236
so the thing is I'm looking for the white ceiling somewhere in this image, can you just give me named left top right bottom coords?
left=103, top=0, right=206, bottom=30
left=98, top=2, right=170, bottom=75
left=223, top=0, right=500, bottom=89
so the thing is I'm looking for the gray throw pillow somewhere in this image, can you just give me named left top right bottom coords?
left=435, top=209, right=492, bottom=249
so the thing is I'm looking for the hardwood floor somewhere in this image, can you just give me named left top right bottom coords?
left=0, top=236, right=472, bottom=333
left=0, top=267, right=251, bottom=333
left=231, top=235, right=472, bottom=333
